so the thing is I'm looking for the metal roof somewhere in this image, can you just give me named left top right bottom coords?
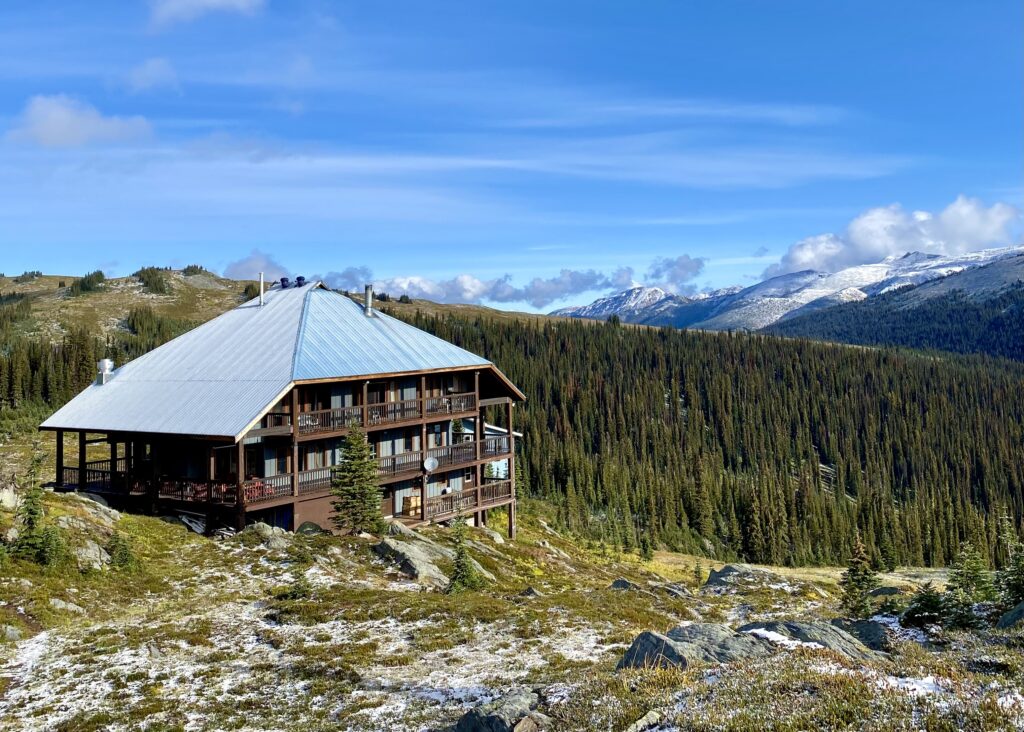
left=41, top=281, right=509, bottom=439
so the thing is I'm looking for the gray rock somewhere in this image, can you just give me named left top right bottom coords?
left=519, top=586, right=544, bottom=598
left=1, top=624, right=22, bottom=642
left=830, top=618, right=892, bottom=652
left=49, top=598, right=86, bottom=614
left=738, top=620, right=884, bottom=662
left=651, top=582, right=692, bottom=599
left=387, top=520, right=419, bottom=538
left=265, top=535, right=291, bottom=551
left=56, top=516, right=93, bottom=533
left=623, top=710, right=663, bottom=732
left=454, top=688, right=539, bottom=732
left=997, top=600, right=1024, bottom=629
left=536, top=540, right=571, bottom=561
left=869, top=586, right=904, bottom=597
left=703, top=563, right=778, bottom=590
left=665, top=623, right=773, bottom=663
left=4, top=527, right=18, bottom=544
left=610, top=578, right=644, bottom=591
left=373, top=537, right=449, bottom=589
left=75, top=539, right=112, bottom=571
left=0, top=487, right=18, bottom=511
left=616, top=631, right=692, bottom=670
left=250, top=522, right=275, bottom=539
left=65, top=493, right=120, bottom=525
left=384, top=523, right=496, bottom=582
left=479, top=526, right=505, bottom=545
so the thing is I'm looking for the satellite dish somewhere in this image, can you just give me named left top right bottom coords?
left=423, top=457, right=439, bottom=473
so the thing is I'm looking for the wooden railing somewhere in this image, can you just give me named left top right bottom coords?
left=158, top=478, right=237, bottom=505
left=377, top=450, right=424, bottom=477
left=298, top=467, right=334, bottom=495
left=367, top=399, right=420, bottom=426
left=480, top=479, right=513, bottom=506
left=427, top=441, right=477, bottom=469
left=297, top=406, right=363, bottom=435
left=242, top=473, right=293, bottom=503
left=482, top=434, right=511, bottom=458
left=425, top=392, right=477, bottom=416
left=425, top=487, right=481, bottom=519
left=252, top=412, right=292, bottom=434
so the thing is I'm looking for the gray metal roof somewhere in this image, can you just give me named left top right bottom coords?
left=41, top=281, right=507, bottom=439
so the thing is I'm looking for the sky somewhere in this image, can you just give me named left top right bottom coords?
left=0, top=0, right=1021, bottom=311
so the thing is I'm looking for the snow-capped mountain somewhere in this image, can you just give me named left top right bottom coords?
left=551, top=246, right=1024, bottom=331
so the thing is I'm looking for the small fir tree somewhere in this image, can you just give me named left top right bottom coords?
left=996, top=519, right=1024, bottom=609
left=12, top=444, right=59, bottom=565
left=106, top=531, right=140, bottom=572
left=946, top=542, right=996, bottom=603
left=839, top=534, right=880, bottom=619
left=446, top=516, right=483, bottom=594
left=944, top=587, right=983, bottom=629
left=639, top=534, right=654, bottom=562
left=331, top=428, right=385, bottom=535
left=693, top=557, right=705, bottom=588
left=902, top=582, right=945, bottom=628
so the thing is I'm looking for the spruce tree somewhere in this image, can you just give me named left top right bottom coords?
left=946, top=542, right=996, bottom=603
left=331, top=428, right=384, bottom=535
left=839, top=534, right=879, bottom=618
left=446, top=516, right=483, bottom=593
left=902, top=582, right=945, bottom=628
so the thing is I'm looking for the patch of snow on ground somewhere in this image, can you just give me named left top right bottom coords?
left=870, top=613, right=929, bottom=644
left=743, top=628, right=824, bottom=650
left=879, top=674, right=945, bottom=697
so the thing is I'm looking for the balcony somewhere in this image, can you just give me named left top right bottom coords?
left=376, top=435, right=512, bottom=479
left=398, top=478, right=514, bottom=522
left=290, top=392, right=478, bottom=438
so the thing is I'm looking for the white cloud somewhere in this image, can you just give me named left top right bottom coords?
left=127, top=58, right=179, bottom=93
left=223, top=249, right=289, bottom=281
left=6, top=95, right=151, bottom=148
left=765, top=195, right=1020, bottom=277
left=151, top=0, right=264, bottom=26
left=646, top=254, right=707, bottom=294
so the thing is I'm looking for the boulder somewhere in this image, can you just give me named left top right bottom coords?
left=479, top=526, right=505, bottom=545
left=241, top=522, right=292, bottom=550
left=703, top=564, right=778, bottom=590
left=74, top=539, right=111, bottom=571
left=1, top=624, right=22, bottom=642
left=56, top=515, right=93, bottom=533
left=453, top=688, right=539, bottom=732
left=623, top=710, right=663, bottom=732
left=382, top=525, right=495, bottom=581
left=296, top=521, right=324, bottom=536
left=537, top=540, right=571, bottom=561
left=830, top=618, right=892, bottom=652
left=869, top=586, right=905, bottom=597
left=65, top=493, right=120, bottom=526
left=519, top=586, right=544, bottom=598
left=665, top=623, right=773, bottom=663
left=997, top=600, right=1024, bottom=629
left=610, top=578, right=644, bottom=591
left=49, top=598, right=86, bottom=614
left=616, top=631, right=691, bottom=670
left=738, top=620, right=884, bottom=662
left=651, top=581, right=692, bottom=599
left=373, top=537, right=449, bottom=590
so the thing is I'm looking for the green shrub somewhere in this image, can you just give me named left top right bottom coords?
left=133, top=267, right=170, bottom=294
left=69, top=270, right=105, bottom=296
left=902, top=582, right=944, bottom=628
left=446, top=517, right=483, bottom=594
left=242, top=283, right=261, bottom=300
left=107, top=532, right=140, bottom=571
left=839, top=535, right=879, bottom=618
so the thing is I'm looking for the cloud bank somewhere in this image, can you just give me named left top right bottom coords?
left=6, top=95, right=151, bottom=148
left=127, top=58, right=179, bottom=93
left=765, top=195, right=1020, bottom=277
left=151, top=0, right=264, bottom=26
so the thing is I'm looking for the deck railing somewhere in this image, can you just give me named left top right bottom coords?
left=377, top=450, right=424, bottom=477
left=482, top=434, right=511, bottom=458
left=297, top=467, right=335, bottom=495
left=425, top=392, right=477, bottom=416
left=367, top=398, right=420, bottom=426
left=157, top=478, right=237, bottom=505
left=297, top=405, right=363, bottom=435
left=427, top=441, right=477, bottom=469
left=480, top=478, right=513, bottom=506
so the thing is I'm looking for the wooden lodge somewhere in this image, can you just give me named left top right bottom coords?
left=39, top=279, right=525, bottom=537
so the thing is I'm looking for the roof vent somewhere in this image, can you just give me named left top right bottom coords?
left=364, top=284, right=374, bottom=316
left=295, top=276, right=306, bottom=287
left=280, top=277, right=290, bottom=289
left=97, top=359, right=115, bottom=385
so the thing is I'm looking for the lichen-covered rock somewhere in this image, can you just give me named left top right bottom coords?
left=997, top=600, right=1024, bottom=629
left=1, top=624, right=22, bottom=642
left=479, top=525, right=505, bottom=544
left=623, top=710, right=662, bottom=732
left=831, top=618, right=892, bottom=652
left=703, top=563, right=779, bottom=591
left=373, top=537, right=449, bottom=589
left=651, top=581, right=692, bottom=599
left=616, top=631, right=691, bottom=670
left=453, top=687, right=539, bottom=732
left=49, top=598, right=86, bottom=614
left=519, top=586, right=544, bottom=598
left=609, top=578, right=644, bottom=591
left=74, top=539, right=111, bottom=571
left=738, top=620, right=885, bottom=662
left=665, top=623, right=773, bottom=663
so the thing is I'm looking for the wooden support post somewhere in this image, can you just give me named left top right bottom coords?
left=208, top=447, right=216, bottom=480
left=236, top=440, right=246, bottom=529
left=420, top=476, right=428, bottom=523
left=362, top=381, right=369, bottom=427
left=109, top=438, right=117, bottom=491
left=507, top=402, right=516, bottom=540
left=507, top=498, right=516, bottom=540
left=420, top=375, right=426, bottom=419
left=291, top=387, right=300, bottom=497
left=55, top=430, right=64, bottom=487
left=78, top=431, right=86, bottom=491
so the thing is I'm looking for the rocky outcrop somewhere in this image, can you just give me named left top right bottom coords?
left=651, top=581, right=692, bottom=599
left=703, top=564, right=780, bottom=591
left=623, top=710, right=662, bottom=732
left=373, top=537, right=449, bottom=590
left=1, top=624, right=22, bottom=642
left=537, top=540, right=571, bottom=561
left=738, top=620, right=884, bottom=662
left=380, top=524, right=496, bottom=583
left=830, top=618, right=892, bottom=651
left=74, top=539, right=111, bottom=571
left=616, top=631, right=693, bottom=670
left=242, top=522, right=293, bottom=551
left=665, top=623, right=774, bottom=663
left=453, top=688, right=542, bottom=731
left=609, top=578, right=645, bottom=591
left=479, top=526, right=505, bottom=545
left=997, top=600, right=1024, bottom=629
left=49, top=598, right=85, bottom=615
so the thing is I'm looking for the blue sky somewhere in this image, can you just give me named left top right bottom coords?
left=0, top=0, right=1021, bottom=310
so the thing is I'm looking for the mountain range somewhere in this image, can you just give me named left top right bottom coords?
left=552, top=246, right=1024, bottom=333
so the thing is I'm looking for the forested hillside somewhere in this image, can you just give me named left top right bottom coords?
left=3, top=272, right=1024, bottom=570
left=395, top=310, right=1024, bottom=569
left=766, top=283, right=1024, bottom=361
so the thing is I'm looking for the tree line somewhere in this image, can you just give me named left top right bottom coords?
left=393, top=309, right=1024, bottom=569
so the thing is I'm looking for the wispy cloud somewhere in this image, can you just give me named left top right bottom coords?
left=127, top=58, right=180, bottom=93
left=150, top=0, right=265, bottom=27
left=5, top=95, right=151, bottom=148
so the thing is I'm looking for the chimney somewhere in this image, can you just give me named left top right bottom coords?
left=280, top=276, right=290, bottom=289
left=364, top=284, right=374, bottom=316
left=259, top=272, right=264, bottom=306
left=97, top=359, right=115, bottom=385
left=295, top=276, right=306, bottom=287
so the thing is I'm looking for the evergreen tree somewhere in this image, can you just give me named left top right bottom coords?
left=946, top=542, right=996, bottom=603
left=331, top=428, right=385, bottom=535
left=693, top=557, right=705, bottom=588
left=839, top=534, right=879, bottom=618
left=638, top=534, right=654, bottom=562
left=902, top=582, right=945, bottom=628
left=446, top=516, right=483, bottom=593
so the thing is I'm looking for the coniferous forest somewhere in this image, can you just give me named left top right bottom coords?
left=398, top=310, right=1024, bottom=569
left=3, top=286, right=1024, bottom=569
